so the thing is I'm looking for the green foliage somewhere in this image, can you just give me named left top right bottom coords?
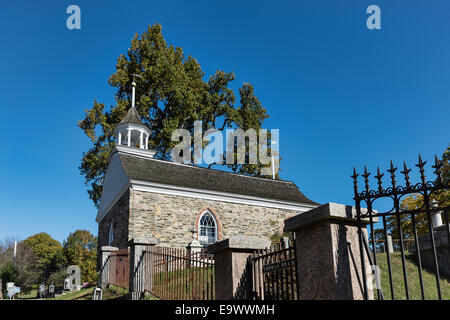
left=23, top=233, right=65, bottom=282
left=79, top=23, right=272, bottom=207
left=372, top=228, right=385, bottom=251
left=0, top=261, right=19, bottom=297
left=47, top=268, right=67, bottom=287
left=63, top=230, right=97, bottom=283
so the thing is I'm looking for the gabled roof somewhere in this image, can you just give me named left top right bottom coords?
left=118, top=153, right=318, bottom=205
left=119, top=106, right=145, bottom=126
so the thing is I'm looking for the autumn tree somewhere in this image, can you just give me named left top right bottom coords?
left=79, top=23, right=272, bottom=207
left=63, top=230, right=97, bottom=283
left=23, top=233, right=65, bottom=282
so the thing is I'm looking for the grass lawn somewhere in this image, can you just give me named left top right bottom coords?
left=151, top=266, right=215, bottom=300
left=76, top=285, right=129, bottom=300
left=17, top=289, right=38, bottom=299
left=375, top=252, right=450, bottom=300
left=44, top=285, right=128, bottom=300
left=47, top=287, right=95, bottom=300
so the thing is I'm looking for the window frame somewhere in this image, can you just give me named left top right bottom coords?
left=108, top=221, right=114, bottom=245
left=197, top=210, right=218, bottom=247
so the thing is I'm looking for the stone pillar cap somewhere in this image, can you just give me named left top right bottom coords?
left=206, top=235, right=270, bottom=254
left=101, top=246, right=119, bottom=252
left=284, top=202, right=378, bottom=232
left=128, top=237, right=158, bottom=246
left=187, top=239, right=203, bottom=249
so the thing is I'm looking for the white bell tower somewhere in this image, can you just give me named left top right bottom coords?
left=114, top=75, right=152, bottom=150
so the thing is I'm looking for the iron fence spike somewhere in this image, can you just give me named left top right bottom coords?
left=400, top=161, right=412, bottom=188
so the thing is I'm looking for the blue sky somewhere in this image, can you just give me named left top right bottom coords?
left=0, top=1, right=449, bottom=243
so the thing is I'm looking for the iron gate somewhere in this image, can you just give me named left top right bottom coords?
left=352, top=155, right=450, bottom=300
left=251, top=239, right=298, bottom=300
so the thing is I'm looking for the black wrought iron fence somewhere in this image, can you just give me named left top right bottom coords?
left=352, top=155, right=450, bottom=300
left=251, top=239, right=298, bottom=300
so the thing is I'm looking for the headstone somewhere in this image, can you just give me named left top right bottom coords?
left=432, top=212, right=443, bottom=228
left=6, top=282, right=15, bottom=300
left=7, top=286, right=20, bottom=300
left=38, top=284, right=46, bottom=298
left=93, top=287, right=103, bottom=300
left=282, top=236, right=289, bottom=248
left=63, top=278, right=72, bottom=291
left=48, top=284, right=55, bottom=298
left=6, top=282, right=14, bottom=291
left=386, top=235, right=394, bottom=254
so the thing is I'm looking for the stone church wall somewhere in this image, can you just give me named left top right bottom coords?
left=97, top=189, right=130, bottom=268
left=128, top=189, right=301, bottom=248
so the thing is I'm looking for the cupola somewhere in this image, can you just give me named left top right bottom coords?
left=113, top=75, right=152, bottom=150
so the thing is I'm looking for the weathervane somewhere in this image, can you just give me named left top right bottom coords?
left=130, top=73, right=144, bottom=108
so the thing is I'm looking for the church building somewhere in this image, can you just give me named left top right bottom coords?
left=96, top=85, right=318, bottom=253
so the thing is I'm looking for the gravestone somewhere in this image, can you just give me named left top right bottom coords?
left=93, top=287, right=103, bottom=300
left=48, top=284, right=55, bottom=298
left=385, top=235, right=394, bottom=254
left=7, top=286, right=20, bottom=300
left=38, top=284, right=46, bottom=298
left=63, top=278, right=72, bottom=291
left=6, top=282, right=14, bottom=291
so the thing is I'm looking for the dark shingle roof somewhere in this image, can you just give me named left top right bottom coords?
left=118, top=153, right=318, bottom=205
left=119, top=106, right=145, bottom=126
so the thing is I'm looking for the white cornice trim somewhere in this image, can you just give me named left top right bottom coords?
left=115, top=145, right=157, bottom=159
left=130, top=179, right=318, bottom=212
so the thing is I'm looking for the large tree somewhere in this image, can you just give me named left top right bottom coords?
left=62, top=230, right=97, bottom=283
left=79, top=24, right=273, bottom=207
left=23, top=233, right=65, bottom=282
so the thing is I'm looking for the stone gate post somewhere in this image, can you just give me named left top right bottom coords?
left=128, top=237, right=157, bottom=300
left=284, top=203, right=375, bottom=300
left=207, top=236, right=270, bottom=300
left=99, top=246, right=118, bottom=289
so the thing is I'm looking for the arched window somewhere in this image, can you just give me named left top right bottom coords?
left=198, top=210, right=218, bottom=247
left=108, top=221, right=114, bottom=245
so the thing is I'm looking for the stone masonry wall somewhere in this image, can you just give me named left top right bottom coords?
left=97, top=190, right=130, bottom=268
left=128, top=189, right=302, bottom=248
